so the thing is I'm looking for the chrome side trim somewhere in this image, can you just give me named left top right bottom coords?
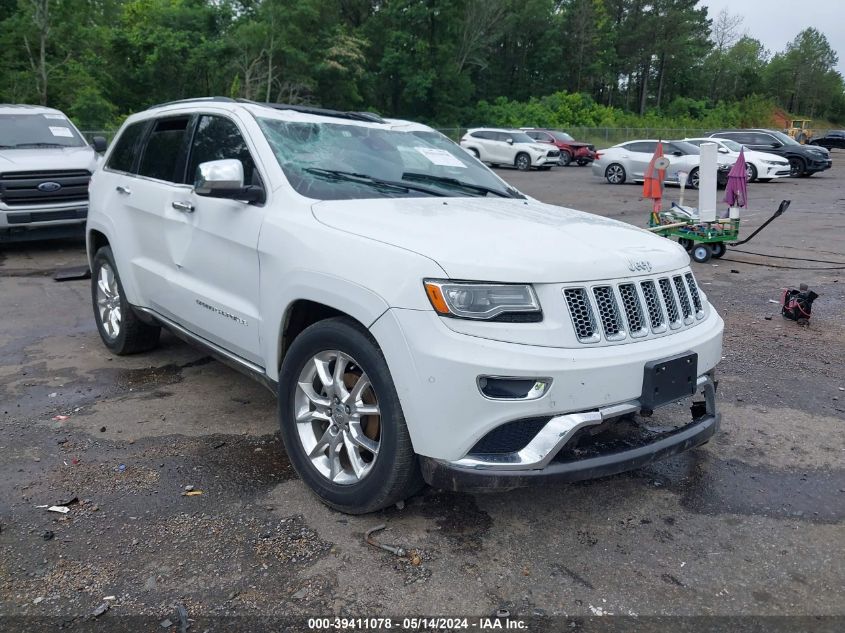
left=135, top=306, right=276, bottom=392
left=450, top=374, right=716, bottom=472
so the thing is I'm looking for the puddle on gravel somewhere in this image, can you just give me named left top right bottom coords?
left=113, top=357, right=213, bottom=390
left=416, top=491, right=493, bottom=551
left=641, top=455, right=845, bottom=524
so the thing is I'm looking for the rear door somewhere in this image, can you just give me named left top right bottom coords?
left=160, top=113, right=265, bottom=364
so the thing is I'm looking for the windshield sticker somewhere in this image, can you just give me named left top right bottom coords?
left=43, top=114, right=66, bottom=120
left=414, top=147, right=467, bottom=168
left=49, top=126, right=74, bottom=138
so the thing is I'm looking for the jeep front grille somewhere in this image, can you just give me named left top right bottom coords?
left=0, top=170, right=91, bottom=207
left=563, top=271, right=705, bottom=344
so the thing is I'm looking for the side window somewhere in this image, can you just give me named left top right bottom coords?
left=186, top=115, right=257, bottom=185
left=627, top=141, right=656, bottom=153
left=752, top=133, right=777, bottom=145
left=106, top=121, right=147, bottom=174
left=496, top=132, right=512, bottom=143
left=137, top=116, right=191, bottom=182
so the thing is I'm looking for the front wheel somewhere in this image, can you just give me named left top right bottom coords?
left=710, top=242, right=726, bottom=258
left=789, top=157, right=805, bottom=177
left=605, top=163, right=626, bottom=184
left=515, top=153, right=531, bottom=171
left=559, top=150, right=572, bottom=166
left=745, top=163, right=758, bottom=182
left=278, top=318, right=422, bottom=514
left=691, top=243, right=712, bottom=263
left=91, top=246, right=161, bottom=355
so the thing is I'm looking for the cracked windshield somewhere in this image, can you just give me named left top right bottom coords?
left=258, top=118, right=519, bottom=200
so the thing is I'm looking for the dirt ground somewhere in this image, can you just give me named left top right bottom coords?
left=1, top=155, right=843, bottom=631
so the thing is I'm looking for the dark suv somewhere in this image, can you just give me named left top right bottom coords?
left=707, top=129, right=831, bottom=177
left=810, top=130, right=845, bottom=150
left=522, top=129, right=596, bottom=166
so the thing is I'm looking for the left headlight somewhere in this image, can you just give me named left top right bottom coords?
left=423, top=280, right=542, bottom=322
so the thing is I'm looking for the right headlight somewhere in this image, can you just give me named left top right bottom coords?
left=423, top=280, right=542, bottom=322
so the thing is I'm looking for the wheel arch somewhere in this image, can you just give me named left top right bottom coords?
left=87, top=229, right=110, bottom=267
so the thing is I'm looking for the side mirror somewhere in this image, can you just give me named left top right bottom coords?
left=771, top=142, right=782, bottom=148
left=194, top=159, right=264, bottom=204
left=91, top=136, right=107, bottom=153
left=672, top=150, right=683, bottom=156
left=506, top=138, right=514, bottom=145
left=718, top=147, right=729, bottom=154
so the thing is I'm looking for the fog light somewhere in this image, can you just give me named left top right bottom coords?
left=477, top=376, right=551, bottom=400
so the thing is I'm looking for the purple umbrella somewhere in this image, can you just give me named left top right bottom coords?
left=724, top=149, right=748, bottom=208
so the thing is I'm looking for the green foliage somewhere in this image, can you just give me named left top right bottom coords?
left=0, top=1, right=842, bottom=130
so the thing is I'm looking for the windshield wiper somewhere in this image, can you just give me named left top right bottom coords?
left=13, top=142, right=67, bottom=148
left=401, top=172, right=523, bottom=199
left=304, top=168, right=446, bottom=197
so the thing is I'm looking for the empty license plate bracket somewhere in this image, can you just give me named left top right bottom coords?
left=641, top=352, right=698, bottom=412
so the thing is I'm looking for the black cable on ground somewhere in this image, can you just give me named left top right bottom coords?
left=718, top=257, right=845, bottom=271
left=727, top=248, right=845, bottom=265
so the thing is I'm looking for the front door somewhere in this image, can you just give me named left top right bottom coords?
left=161, top=113, right=265, bottom=365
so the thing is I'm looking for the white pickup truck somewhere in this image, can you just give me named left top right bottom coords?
left=1, top=104, right=105, bottom=242
left=86, top=98, right=723, bottom=514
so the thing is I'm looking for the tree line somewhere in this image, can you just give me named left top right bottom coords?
left=1, top=0, right=843, bottom=131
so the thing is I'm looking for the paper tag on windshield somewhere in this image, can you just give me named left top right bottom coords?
left=49, top=126, right=73, bottom=138
left=43, top=114, right=66, bottom=120
left=415, top=147, right=467, bottom=168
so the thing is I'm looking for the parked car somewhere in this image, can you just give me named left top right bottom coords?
left=810, top=130, right=845, bottom=150
left=592, top=140, right=730, bottom=189
left=0, top=104, right=106, bottom=242
left=87, top=98, right=723, bottom=513
left=706, top=129, right=831, bottom=177
left=460, top=128, right=560, bottom=170
left=520, top=128, right=596, bottom=166
left=683, top=137, right=790, bottom=182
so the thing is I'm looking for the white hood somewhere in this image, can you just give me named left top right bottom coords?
left=0, top=145, right=98, bottom=173
left=312, top=197, right=688, bottom=283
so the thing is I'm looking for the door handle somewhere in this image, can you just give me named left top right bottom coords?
left=115, top=185, right=131, bottom=195
left=172, top=200, right=195, bottom=213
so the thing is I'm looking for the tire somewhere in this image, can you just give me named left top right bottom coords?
left=277, top=317, right=423, bottom=514
left=745, top=163, right=758, bottom=182
left=687, top=168, right=700, bottom=190
left=605, top=163, right=626, bottom=184
left=678, top=238, right=694, bottom=251
left=757, top=178, right=772, bottom=183
left=691, top=243, right=712, bottom=264
left=788, top=156, right=805, bottom=177
left=710, top=242, right=726, bottom=258
left=515, top=153, right=531, bottom=171
left=559, top=150, right=572, bottom=166
left=467, top=148, right=480, bottom=159
left=91, top=246, right=161, bottom=355
left=576, top=159, right=589, bottom=166
left=798, top=171, right=814, bottom=178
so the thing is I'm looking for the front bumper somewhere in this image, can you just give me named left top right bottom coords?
left=420, top=374, right=719, bottom=491
left=1, top=203, right=88, bottom=236
left=805, top=156, right=832, bottom=173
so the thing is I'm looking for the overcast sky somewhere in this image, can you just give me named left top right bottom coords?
left=698, top=0, right=845, bottom=74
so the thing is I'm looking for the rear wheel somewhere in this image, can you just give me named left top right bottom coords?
left=515, top=153, right=531, bottom=171
left=91, top=246, right=161, bottom=355
left=687, top=168, right=700, bottom=190
left=559, top=150, right=572, bottom=166
left=605, top=163, right=626, bottom=184
left=576, top=159, right=589, bottom=166
left=678, top=238, right=694, bottom=251
left=691, top=243, right=712, bottom=264
left=278, top=318, right=422, bottom=514
left=710, top=242, right=726, bottom=258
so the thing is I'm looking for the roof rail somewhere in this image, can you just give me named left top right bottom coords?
left=238, top=99, right=386, bottom=124
left=147, top=96, right=236, bottom=110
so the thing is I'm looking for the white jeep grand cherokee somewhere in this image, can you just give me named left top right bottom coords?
left=87, top=98, right=723, bottom=514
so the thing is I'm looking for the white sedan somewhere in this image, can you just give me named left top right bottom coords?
left=683, top=137, right=791, bottom=182
left=592, top=140, right=731, bottom=189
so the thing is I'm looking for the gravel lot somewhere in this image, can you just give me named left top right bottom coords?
left=1, top=156, right=843, bottom=630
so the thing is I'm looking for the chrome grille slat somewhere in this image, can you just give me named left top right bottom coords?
left=619, top=283, right=647, bottom=337
left=658, top=277, right=681, bottom=327
left=564, top=288, right=599, bottom=342
left=685, top=272, right=704, bottom=317
left=673, top=275, right=693, bottom=323
left=593, top=286, right=625, bottom=340
left=640, top=280, right=666, bottom=332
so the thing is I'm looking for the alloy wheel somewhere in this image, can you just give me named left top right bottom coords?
left=294, top=350, right=381, bottom=485
left=95, top=263, right=122, bottom=339
left=606, top=164, right=624, bottom=184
